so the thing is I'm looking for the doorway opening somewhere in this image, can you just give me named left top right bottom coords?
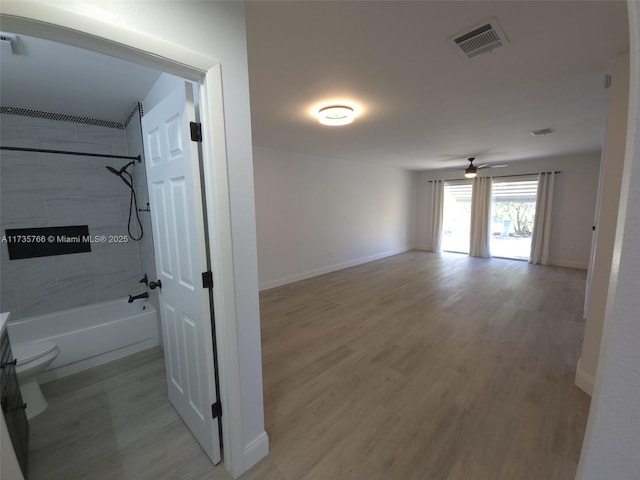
left=442, top=181, right=473, bottom=254
left=0, top=31, right=224, bottom=478
left=490, top=178, right=538, bottom=260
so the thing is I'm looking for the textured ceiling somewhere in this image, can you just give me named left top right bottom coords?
left=0, top=2, right=629, bottom=173
left=0, top=33, right=161, bottom=123
left=246, top=1, right=629, bottom=171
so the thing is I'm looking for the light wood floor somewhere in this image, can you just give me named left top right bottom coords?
left=30, top=251, right=590, bottom=480
left=29, top=348, right=232, bottom=480
left=242, top=251, right=591, bottom=480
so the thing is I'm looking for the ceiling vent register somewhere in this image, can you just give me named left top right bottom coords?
left=450, top=19, right=509, bottom=59
left=530, top=128, right=556, bottom=136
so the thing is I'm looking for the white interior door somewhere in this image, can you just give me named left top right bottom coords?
left=141, top=82, right=221, bottom=464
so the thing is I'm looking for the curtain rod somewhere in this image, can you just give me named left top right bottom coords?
left=427, top=171, right=561, bottom=183
left=0, top=145, right=141, bottom=162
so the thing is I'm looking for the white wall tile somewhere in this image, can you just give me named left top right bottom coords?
left=1, top=256, right=56, bottom=293
left=54, top=250, right=127, bottom=282
left=1, top=151, right=41, bottom=194
left=95, top=271, right=141, bottom=302
left=0, top=290, right=20, bottom=317
left=1, top=113, right=149, bottom=319
left=18, top=278, right=97, bottom=318
left=1, top=192, right=48, bottom=226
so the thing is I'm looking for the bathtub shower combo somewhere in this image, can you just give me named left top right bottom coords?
left=1, top=121, right=158, bottom=419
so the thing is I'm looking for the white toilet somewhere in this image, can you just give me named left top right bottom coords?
left=12, top=341, right=59, bottom=419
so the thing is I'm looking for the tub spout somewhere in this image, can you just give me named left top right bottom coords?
left=128, top=292, right=149, bottom=303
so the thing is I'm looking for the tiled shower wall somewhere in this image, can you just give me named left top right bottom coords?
left=0, top=113, right=145, bottom=319
left=125, top=110, right=159, bottom=314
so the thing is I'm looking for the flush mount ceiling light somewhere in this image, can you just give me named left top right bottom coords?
left=317, top=105, right=355, bottom=126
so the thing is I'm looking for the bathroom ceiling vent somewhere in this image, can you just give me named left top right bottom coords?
left=449, top=19, right=509, bottom=59
left=0, top=32, right=17, bottom=55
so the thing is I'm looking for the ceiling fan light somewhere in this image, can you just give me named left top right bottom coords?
left=317, top=105, right=355, bottom=126
left=465, top=163, right=477, bottom=178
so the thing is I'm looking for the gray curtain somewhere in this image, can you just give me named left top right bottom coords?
left=530, top=172, right=557, bottom=265
left=430, top=180, right=444, bottom=252
left=469, top=176, right=492, bottom=258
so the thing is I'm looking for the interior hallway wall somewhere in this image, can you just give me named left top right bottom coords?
left=414, top=152, right=601, bottom=269
left=0, top=112, right=142, bottom=319
left=575, top=2, right=640, bottom=477
left=577, top=53, right=629, bottom=395
left=254, top=145, right=417, bottom=290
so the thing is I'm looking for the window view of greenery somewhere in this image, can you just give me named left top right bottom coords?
left=442, top=182, right=473, bottom=254
left=490, top=179, right=538, bottom=260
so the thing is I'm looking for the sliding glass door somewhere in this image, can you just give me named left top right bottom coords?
left=442, top=182, right=473, bottom=254
left=490, top=178, right=538, bottom=260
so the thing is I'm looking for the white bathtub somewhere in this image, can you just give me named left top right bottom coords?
left=7, top=298, right=159, bottom=383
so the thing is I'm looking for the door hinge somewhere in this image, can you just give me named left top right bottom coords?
left=190, top=122, right=202, bottom=142
left=211, top=401, right=222, bottom=419
left=202, top=271, right=214, bottom=289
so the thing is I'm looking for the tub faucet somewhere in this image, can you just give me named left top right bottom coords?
left=128, top=292, right=149, bottom=303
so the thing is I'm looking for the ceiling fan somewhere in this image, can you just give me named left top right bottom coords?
left=444, top=157, right=508, bottom=177
left=464, top=157, right=483, bottom=178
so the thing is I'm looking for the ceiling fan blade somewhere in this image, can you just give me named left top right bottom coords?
left=477, top=163, right=489, bottom=169
left=488, top=164, right=508, bottom=168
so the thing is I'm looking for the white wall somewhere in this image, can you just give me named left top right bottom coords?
left=254, top=145, right=416, bottom=290
left=0, top=1, right=266, bottom=476
left=576, top=2, right=640, bottom=477
left=414, top=153, right=600, bottom=269
left=577, top=53, right=629, bottom=395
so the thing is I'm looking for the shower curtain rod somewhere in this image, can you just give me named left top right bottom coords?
left=427, top=171, right=561, bottom=183
left=0, top=145, right=141, bottom=162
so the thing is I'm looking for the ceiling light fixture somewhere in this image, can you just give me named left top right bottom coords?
left=317, top=105, right=355, bottom=126
left=465, top=157, right=478, bottom=178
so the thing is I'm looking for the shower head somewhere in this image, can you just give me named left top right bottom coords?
left=106, top=161, right=135, bottom=176
left=105, top=162, right=135, bottom=188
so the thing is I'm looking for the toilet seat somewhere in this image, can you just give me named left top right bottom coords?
left=12, top=341, right=58, bottom=365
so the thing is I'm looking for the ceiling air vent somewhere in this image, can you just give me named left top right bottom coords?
left=449, top=19, right=509, bottom=59
left=0, top=32, right=17, bottom=55
left=530, top=128, right=556, bottom=136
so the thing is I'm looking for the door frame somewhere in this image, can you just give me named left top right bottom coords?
left=0, top=5, right=248, bottom=477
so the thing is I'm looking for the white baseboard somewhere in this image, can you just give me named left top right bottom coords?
left=258, top=247, right=411, bottom=291
left=550, top=258, right=588, bottom=270
left=243, top=431, right=269, bottom=472
left=575, top=359, right=594, bottom=396
left=412, top=244, right=432, bottom=251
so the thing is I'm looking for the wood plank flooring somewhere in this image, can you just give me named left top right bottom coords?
left=242, top=251, right=590, bottom=480
left=29, top=251, right=590, bottom=479
left=29, top=348, right=232, bottom=480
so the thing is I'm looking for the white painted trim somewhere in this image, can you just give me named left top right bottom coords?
left=0, top=1, right=215, bottom=79
left=550, top=258, right=589, bottom=270
left=412, top=244, right=432, bottom=251
left=0, top=5, right=256, bottom=477
left=575, top=358, right=595, bottom=396
left=259, top=247, right=411, bottom=291
left=200, top=66, right=255, bottom=477
left=243, top=431, right=270, bottom=472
